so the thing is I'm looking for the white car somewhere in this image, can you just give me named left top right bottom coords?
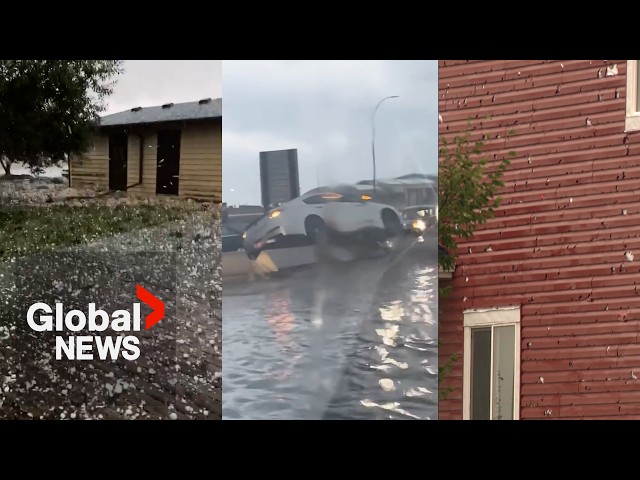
left=243, top=186, right=404, bottom=258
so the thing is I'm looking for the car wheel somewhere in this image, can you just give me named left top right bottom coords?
left=382, top=209, right=403, bottom=237
left=305, top=216, right=327, bottom=244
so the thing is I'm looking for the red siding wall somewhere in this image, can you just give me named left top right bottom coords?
left=439, top=60, right=640, bottom=420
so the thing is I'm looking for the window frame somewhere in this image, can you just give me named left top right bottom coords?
left=625, top=60, right=640, bottom=132
left=462, top=306, right=521, bottom=420
left=302, top=194, right=331, bottom=205
left=302, top=192, right=362, bottom=205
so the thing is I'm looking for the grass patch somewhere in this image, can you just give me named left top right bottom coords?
left=0, top=204, right=189, bottom=260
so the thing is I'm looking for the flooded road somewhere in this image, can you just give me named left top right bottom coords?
left=223, top=234, right=438, bottom=420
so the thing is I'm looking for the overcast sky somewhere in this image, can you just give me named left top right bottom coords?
left=223, top=60, right=437, bottom=206
left=105, top=60, right=222, bottom=115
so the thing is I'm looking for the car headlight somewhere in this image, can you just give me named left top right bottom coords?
left=269, top=209, right=281, bottom=219
left=413, top=219, right=427, bottom=231
left=242, top=232, right=246, bottom=239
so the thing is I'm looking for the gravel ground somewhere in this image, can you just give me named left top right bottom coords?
left=0, top=175, right=208, bottom=210
left=1, top=176, right=89, bottom=205
left=0, top=197, right=221, bottom=420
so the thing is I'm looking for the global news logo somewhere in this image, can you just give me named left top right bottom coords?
left=26, top=284, right=165, bottom=361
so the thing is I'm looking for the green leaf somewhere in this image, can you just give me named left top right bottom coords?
left=439, top=119, right=513, bottom=325
left=0, top=60, right=123, bottom=169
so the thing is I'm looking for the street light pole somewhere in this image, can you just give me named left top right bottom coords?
left=372, top=95, right=399, bottom=197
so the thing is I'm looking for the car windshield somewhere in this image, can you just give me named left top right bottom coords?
left=301, top=185, right=365, bottom=204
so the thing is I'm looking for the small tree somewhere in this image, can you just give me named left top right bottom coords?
left=438, top=126, right=514, bottom=280
left=437, top=124, right=514, bottom=398
left=0, top=60, right=124, bottom=175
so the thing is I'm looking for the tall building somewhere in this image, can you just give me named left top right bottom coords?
left=259, top=149, right=300, bottom=211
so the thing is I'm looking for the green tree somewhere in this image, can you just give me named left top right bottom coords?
left=0, top=60, right=124, bottom=175
left=438, top=126, right=514, bottom=280
left=437, top=125, right=514, bottom=399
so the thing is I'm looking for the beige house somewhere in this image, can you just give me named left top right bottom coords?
left=70, top=98, right=222, bottom=201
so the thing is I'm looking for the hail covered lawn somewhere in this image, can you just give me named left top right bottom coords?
left=0, top=204, right=188, bottom=260
left=0, top=202, right=222, bottom=420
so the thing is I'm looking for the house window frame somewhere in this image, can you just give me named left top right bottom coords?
left=462, top=306, right=521, bottom=420
left=625, top=60, right=640, bottom=132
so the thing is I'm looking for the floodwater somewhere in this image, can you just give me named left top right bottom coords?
left=223, top=235, right=438, bottom=420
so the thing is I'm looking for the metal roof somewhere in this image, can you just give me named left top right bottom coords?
left=99, top=98, right=222, bottom=127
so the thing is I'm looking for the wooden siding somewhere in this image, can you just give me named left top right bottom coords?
left=178, top=120, right=221, bottom=201
left=70, top=119, right=221, bottom=201
left=439, top=60, right=640, bottom=420
left=127, top=134, right=141, bottom=189
left=69, top=134, right=109, bottom=190
left=126, top=129, right=157, bottom=197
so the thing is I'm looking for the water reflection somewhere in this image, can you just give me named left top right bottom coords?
left=356, top=263, right=438, bottom=420
left=223, top=238, right=438, bottom=420
left=262, top=289, right=303, bottom=382
left=264, top=290, right=295, bottom=344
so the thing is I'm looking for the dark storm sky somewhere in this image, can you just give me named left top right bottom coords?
left=105, top=60, right=222, bottom=115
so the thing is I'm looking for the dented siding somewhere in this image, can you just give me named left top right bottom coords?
left=439, top=60, right=640, bottom=420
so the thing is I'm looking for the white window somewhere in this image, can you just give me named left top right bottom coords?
left=463, top=307, right=521, bottom=420
left=625, top=60, right=640, bottom=132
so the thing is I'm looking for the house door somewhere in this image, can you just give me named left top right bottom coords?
left=156, top=130, right=181, bottom=195
left=108, top=132, right=128, bottom=191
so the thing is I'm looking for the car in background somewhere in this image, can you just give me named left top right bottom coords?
left=222, top=224, right=246, bottom=253
left=243, top=185, right=404, bottom=259
left=401, top=205, right=437, bottom=236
